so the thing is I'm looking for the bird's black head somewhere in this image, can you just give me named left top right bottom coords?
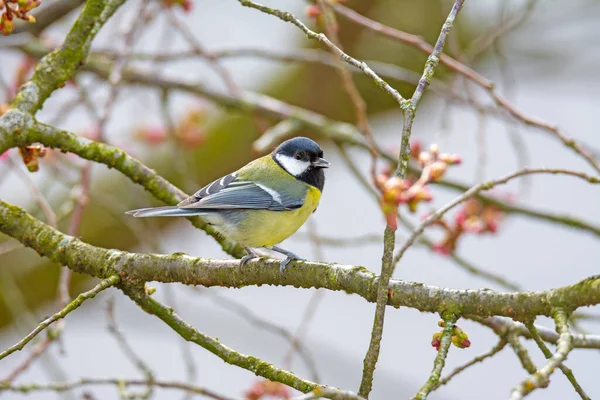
left=272, top=137, right=329, bottom=192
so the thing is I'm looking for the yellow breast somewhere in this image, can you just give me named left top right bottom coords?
left=229, top=185, right=321, bottom=248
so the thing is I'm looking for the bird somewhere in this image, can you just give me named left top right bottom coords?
left=126, top=136, right=329, bottom=273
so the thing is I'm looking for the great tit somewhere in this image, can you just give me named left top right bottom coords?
left=126, top=137, right=329, bottom=273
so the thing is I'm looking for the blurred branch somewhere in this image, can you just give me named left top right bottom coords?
left=392, top=168, right=600, bottom=266
left=9, top=37, right=600, bottom=237
left=122, top=284, right=352, bottom=398
left=106, top=297, right=155, bottom=399
left=237, top=0, right=406, bottom=107
left=333, top=3, right=600, bottom=175
left=206, top=291, right=321, bottom=383
left=164, top=8, right=240, bottom=95
left=0, top=378, right=234, bottom=400
left=0, top=112, right=246, bottom=258
left=435, top=337, right=508, bottom=389
left=13, top=0, right=85, bottom=36
left=7, top=156, right=57, bottom=228
left=0, top=275, right=119, bottom=362
left=10, top=0, right=126, bottom=114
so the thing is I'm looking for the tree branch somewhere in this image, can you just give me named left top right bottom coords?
left=333, top=3, right=600, bottom=175
left=0, top=377, right=234, bottom=400
left=525, top=321, right=590, bottom=400
left=510, top=309, right=573, bottom=399
left=2, top=199, right=600, bottom=322
left=359, top=3, right=464, bottom=397
left=237, top=0, right=406, bottom=107
left=412, top=315, right=457, bottom=400
left=0, top=275, right=119, bottom=361
left=393, top=168, right=600, bottom=265
left=122, top=284, right=337, bottom=396
left=0, top=110, right=245, bottom=258
left=10, top=0, right=126, bottom=114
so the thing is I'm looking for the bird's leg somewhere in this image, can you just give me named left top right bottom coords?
left=240, top=247, right=259, bottom=266
left=269, top=245, right=304, bottom=275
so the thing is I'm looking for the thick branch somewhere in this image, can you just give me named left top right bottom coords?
left=2, top=200, right=600, bottom=321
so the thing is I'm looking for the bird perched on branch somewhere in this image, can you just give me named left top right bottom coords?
left=127, top=137, right=329, bottom=273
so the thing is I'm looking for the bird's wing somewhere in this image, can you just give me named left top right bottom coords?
left=177, top=172, right=303, bottom=211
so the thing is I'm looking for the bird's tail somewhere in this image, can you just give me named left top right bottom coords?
left=126, top=206, right=203, bottom=218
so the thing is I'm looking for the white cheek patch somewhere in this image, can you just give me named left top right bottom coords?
left=276, top=154, right=310, bottom=176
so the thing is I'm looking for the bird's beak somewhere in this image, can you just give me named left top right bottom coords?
left=311, top=157, right=330, bottom=168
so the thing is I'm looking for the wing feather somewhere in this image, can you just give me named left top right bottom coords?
left=177, top=173, right=302, bottom=211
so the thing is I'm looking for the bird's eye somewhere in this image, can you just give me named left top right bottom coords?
left=294, top=153, right=302, bottom=160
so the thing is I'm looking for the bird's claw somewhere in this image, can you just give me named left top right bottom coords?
left=279, top=255, right=305, bottom=276
left=240, top=253, right=258, bottom=266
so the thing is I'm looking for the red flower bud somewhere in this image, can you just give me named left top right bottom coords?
left=306, top=5, right=320, bottom=18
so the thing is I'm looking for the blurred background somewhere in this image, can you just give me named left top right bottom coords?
left=1, top=0, right=600, bottom=399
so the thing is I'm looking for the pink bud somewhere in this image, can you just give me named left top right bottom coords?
left=432, top=243, right=451, bottom=256
left=306, top=5, right=320, bottom=18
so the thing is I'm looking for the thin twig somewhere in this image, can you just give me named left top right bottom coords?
left=525, top=321, right=590, bottom=400
left=291, top=387, right=365, bottom=400
left=7, top=156, right=57, bottom=228
left=164, top=8, right=240, bottom=95
left=333, top=2, right=600, bottom=175
left=435, top=338, right=507, bottom=389
left=359, top=4, right=464, bottom=396
left=476, top=316, right=600, bottom=349
left=393, top=168, right=600, bottom=265
left=237, top=0, right=406, bottom=107
left=510, top=309, right=573, bottom=399
left=395, top=0, right=465, bottom=177
left=206, top=291, right=320, bottom=383
left=0, top=275, right=120, bottom=361
left=106, top=297, right=155, bottom=399
left=412, top=316, right=457, bottom=399
left=0, top=378, right=234, bottom=400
